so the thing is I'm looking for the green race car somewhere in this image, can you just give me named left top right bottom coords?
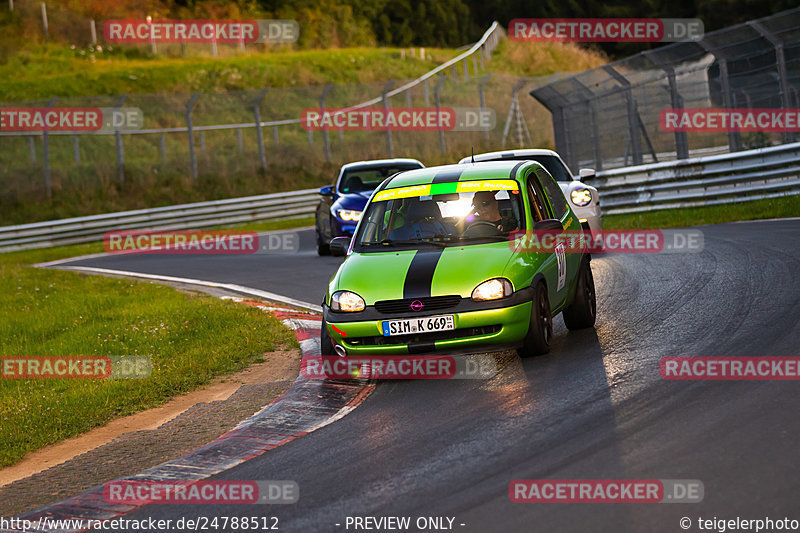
left=321, top=160, right=596, bottom=358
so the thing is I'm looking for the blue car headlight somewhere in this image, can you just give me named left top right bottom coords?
left=337, top=209, right=362, bottom=222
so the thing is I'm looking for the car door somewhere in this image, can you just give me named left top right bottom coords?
left=522, top=170, right=567, bottom=310
left=534, top=167, right=583, bottom=311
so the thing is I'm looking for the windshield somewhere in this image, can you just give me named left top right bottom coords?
left=338, top=163, right=423, bottom=193
left=353, top=180, right=525, bottom=251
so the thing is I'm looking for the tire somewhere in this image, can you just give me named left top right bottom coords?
left=562, top=256, right=597, bottom=330
left=517, top=282, right=552, bottom=357
left=320, top=318, right=335, bottom=355
left=316, top=227, right=331, bottom=256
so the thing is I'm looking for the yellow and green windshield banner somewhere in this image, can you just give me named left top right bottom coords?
left=373, top=179, right=518, bottom=202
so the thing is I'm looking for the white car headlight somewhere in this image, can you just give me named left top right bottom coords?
left=570, top=188, right=592, bottom=207
left=331, top=291, right=365, bottom=312
left=471, top=278, right=513, bottom=302
left=338, top=209, right=362, bottom=222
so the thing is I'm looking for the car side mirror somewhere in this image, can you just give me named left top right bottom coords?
left=330, top=236, right=351, bottom=256
left=533, top=219, right=564, bottom=231
left=319, top=185, right=334, bottom=196
left=578, top=168, right=595, bottom=181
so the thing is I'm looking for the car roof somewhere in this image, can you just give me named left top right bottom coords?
left=383, top=161, right=544, bottom=189
left=340, top=158, right=424, bottom=171
left=456, top=149, right=559, bottom=164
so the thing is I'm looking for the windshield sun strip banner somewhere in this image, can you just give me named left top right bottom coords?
left=373, top=180, right=519, bottom=202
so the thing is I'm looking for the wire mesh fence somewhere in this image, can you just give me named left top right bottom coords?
left=530, top=7, right=800, bottom=173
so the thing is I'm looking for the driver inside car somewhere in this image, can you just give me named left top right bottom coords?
left=471, top=191, right=518, bottom=233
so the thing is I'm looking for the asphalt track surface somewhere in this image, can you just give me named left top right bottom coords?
left=58, top=220, right=800, bottom=532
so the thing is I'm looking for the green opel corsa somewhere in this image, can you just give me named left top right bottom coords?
left=320, top=160, right=597, bottom=358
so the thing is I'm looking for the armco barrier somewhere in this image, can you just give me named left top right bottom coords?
left=0, top=188, right=319, bottom=252
left=2, top=141, right=799, bottom=252
left=594, top=142, right=800, bottom=215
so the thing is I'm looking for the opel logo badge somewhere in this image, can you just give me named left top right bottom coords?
left=410, top=300, right=424, bottom=312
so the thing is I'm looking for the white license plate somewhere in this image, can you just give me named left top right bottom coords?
left=382, top=315, right=455, bottom=336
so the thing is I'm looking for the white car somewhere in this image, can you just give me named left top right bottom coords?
left=457, top=149, right=601, bottom=232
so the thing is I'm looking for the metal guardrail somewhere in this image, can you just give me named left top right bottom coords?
left=3, top=140, right=799, bottom=252
left=595, top=142, right=800, bottom=215
left=0, top=188, right=319, bottom=252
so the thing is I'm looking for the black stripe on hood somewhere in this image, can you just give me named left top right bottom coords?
left=403, top=249, right=444, bottom=299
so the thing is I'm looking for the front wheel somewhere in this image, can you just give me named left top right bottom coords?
left=316, top=228, right=331, bottom=256
left=320, top=318, right=335, bottom=355
left=562, top=256, right=596, bottom=330
left=517, top=282, right=552, bottom=357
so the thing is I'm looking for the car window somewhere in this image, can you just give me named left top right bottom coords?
left=339, top=164, right=422, bottom=193
left=527, top=174, right=549, bottom=223
left=536, top=168, right=570, bottom=220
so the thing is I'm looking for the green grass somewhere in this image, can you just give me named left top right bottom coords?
left=0, top=243, right=299, bottom=468
left=602, top=195, right=800, bottom=230
left=0, top=45, right=458, bottom=101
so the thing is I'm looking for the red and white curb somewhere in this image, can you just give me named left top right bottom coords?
left=2, top=302, right=374, bottom=533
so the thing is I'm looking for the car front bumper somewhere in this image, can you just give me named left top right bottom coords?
left=324, top=299, right=533, bottom=356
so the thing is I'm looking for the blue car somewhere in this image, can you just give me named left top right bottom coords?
left=315, top=158, right=424, bottom=255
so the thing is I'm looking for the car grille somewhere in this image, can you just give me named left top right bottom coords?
left=347, top=325, right=501, bottom=346
left=374, top=295, right=462, bottom=314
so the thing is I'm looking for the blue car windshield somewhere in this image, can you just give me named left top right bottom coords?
left=338, top=164, right=422, bottom=193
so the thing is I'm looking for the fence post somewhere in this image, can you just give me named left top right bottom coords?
left=40, top=2, right=48, bottom=38
left=114, top=94, right=127, bottom=183
left=28, top=137, right=36, bottom=163
left=253, top=88, right=267, bottom=169
left=382, top=80, right=394, bottom=158
left=73, top=135, right=80, bottom=165
left=472, top=54, right=479, bottom=76
left=602, top=65, right=643, bottom=165
left=749, top=21, right=795, bottom=144
left=9, top=0, right=13, bottom=11
left=434, top=74, right=446, bottom=154
left=186, top=93, right=201, bottom=179
left=478, top=74, right=491, bottom=141
left=42, top=97, right=56, bottom=198
left=644, top=50, right=689, bottom=161
left=90, top=19, right=97, bottom=44
left=320, top=84, right=333, bottom=162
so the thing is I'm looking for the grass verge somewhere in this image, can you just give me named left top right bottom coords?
left=602, top=195, right=800, bottom=230
left=0, top=242, right=299, bottom=468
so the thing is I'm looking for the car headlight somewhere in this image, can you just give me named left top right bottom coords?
left=331, top=291, right=365, bottom=312
left=471, top=278, right=513, bottom=302
left=337, top=209, right=362, bottom=222
left=570, top=188, right=592, bottom=207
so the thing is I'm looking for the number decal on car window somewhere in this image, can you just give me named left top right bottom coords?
left=555, top=242, right=566, bottom=291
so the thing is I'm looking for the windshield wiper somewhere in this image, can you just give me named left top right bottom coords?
left=360, top=238, right=447, bottom=247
